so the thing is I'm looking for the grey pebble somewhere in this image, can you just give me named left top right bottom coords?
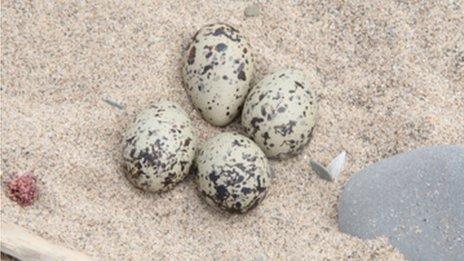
left=338, top=145, right=464, bottom=261
left=244, top=4, right=260, bottom=17
left=310, top=160, right=333, bottom=181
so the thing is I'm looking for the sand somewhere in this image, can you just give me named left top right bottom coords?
left=1, top=0, right=463, bottom=260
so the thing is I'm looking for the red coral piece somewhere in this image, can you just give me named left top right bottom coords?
left=6, top=172, right=38, bottom=206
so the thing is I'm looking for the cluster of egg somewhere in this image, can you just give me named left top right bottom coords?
left=122, top=23, right=317, bottom=213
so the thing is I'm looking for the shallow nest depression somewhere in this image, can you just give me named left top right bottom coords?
left=1, top=1, right=463, bottom=260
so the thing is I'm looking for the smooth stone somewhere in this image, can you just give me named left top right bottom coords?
left=339, top=145, right=464, bottom=261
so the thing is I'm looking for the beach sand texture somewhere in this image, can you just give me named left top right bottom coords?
left=1, top=1, right=463, bottom=259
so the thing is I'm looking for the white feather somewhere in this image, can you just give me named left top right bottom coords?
left=327, top=151, right=347, bottom=181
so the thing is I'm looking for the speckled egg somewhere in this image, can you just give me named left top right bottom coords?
left=241, top=69, right=317, bottom=159
left=122, top=101, right=197, bottom=192
left=183, top=23, right=254, bottom=126
left=194, top=132, right=271, bottom=213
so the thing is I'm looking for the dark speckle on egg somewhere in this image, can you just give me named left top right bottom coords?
left=215, top=43, right=228, bottom=52
left=187, top=46, right=196, bottom=65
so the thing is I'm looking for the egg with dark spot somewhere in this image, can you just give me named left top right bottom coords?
left=123, top=101, right=197, bottom=192
left=183, top=23, right=254, bottom=126
left=241, top=69, right=317, bottom=159
left=194, top=132, right=270, bottom=213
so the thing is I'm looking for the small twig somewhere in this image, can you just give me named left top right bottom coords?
left=102, top=98, right=124, bottom=110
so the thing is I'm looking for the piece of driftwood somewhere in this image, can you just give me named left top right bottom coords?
left=1, top=222, right=92, bottom=261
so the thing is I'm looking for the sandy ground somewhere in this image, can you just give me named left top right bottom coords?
left=1, top=0, right=463, bottom=260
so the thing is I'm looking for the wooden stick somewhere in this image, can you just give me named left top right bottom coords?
left=1, top=222, right=92, bottom=261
